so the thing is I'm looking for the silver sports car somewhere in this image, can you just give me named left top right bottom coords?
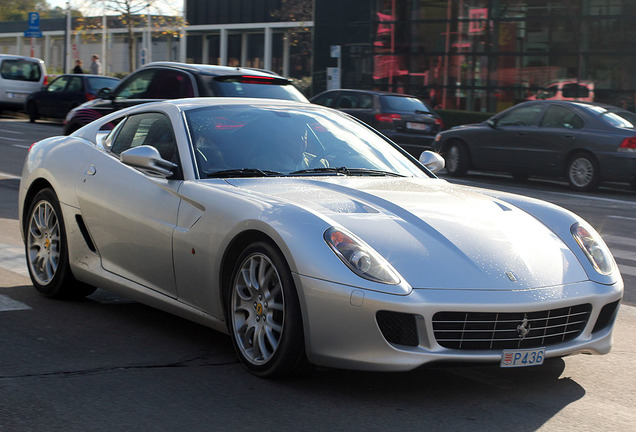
left=19, top=98, right=623, bottom=377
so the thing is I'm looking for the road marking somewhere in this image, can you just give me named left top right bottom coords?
left=0, top=128, right=22, bottom=134
left=611, top=248, right=636, bottom=261
left=0, top=294, right=31, bottom=311
left=11, top=144, right=30, bottom=149
left=618, top=264, right=636, bottom=278
left=0, top=136, right=25, bottom=142
left=602, top=234, right=636, bottom=248
left=0, top=243, right=28, bottom=277
left=0, top=171, right=21, bottom=180
left=608, top=215, right=636, bottom=222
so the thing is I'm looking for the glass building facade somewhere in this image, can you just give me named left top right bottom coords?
left=314, top=0, right=636, bottom=112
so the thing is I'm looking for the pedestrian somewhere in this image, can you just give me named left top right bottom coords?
left=73, top=59, right=83, bottom=74
left=90, top=54, right=102, bottom=75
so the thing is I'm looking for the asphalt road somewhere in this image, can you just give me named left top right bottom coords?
left=1, top=116, right=635, bottom=431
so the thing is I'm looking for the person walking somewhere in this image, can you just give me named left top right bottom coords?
left=90, top=55, right=102, bottom=75
left=73, top=60, right=83, bottom=74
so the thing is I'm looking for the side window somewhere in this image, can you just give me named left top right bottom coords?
left=313, top=92, right=338, bottom=107
left=358, top=94, right=373, bottom=109
left=0, top=59, right=41, bottom=82
left=541, top=105, right=584, bottom=129
left=562, top=83, right=589, bottom=99
left=543, top=85, right=558, bottom=99
left=498, top=105, right=543, bottom=127
left=337, top=93, right=357, bottom=108
left=67, top=77, right=83, bottom=92
left=110, top=113, right=179, bottom=166
left=114, top=69, right=156, bottom=100
left=144, top=70, right=195, bottom=99
left=47, top=76, right=69, bottom=92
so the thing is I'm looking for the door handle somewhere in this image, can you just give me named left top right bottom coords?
left=85, top=165, right=97, bottom=176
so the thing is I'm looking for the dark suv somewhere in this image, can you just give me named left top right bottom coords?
left=311, top=89, right=442, bottom=158
left=63, top=62, right=308, bottom=134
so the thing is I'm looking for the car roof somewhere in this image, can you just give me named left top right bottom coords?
left=140, top=62, right=286, bottom=79
left=313, top=89, right=420, bottom=99
left=523, top=100, right=620, bottom=110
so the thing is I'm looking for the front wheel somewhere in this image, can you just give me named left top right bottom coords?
left=444, top=141, right=469, bottom=176
left=567, top=153, right=599, bottom=192
left=227, top=241, right=309, bottom=378
left=25, top=188, right=95, bottom=299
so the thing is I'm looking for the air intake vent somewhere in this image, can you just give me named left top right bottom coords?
left=376, top=311, right=419, bottom=347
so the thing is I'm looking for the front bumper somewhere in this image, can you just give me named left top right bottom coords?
left=294, top=274, right=623, bottom=371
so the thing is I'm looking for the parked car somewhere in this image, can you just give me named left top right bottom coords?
left=527, top=79, right=595, bottom=103
left=20, top=98, right=622, bottom=377
left=311, top=89, right=443, bottom=158
left=433, top=100, right=636, bottom=191
left=63, top=61, right=308, bottom=134
left=0, top=54, right=47, bottom=114
left=25, top=74, right=120, bottom=123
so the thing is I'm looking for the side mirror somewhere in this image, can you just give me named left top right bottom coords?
left=487, top=118, right=498, bottom=129
left=419, top=150, right=445, bottom=173
left=97, top=87, right=113, bottom=100
left=120, top=145, right=177, bottom=178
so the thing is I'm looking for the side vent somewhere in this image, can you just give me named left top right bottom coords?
left=75, top=215, right=96, bottom=252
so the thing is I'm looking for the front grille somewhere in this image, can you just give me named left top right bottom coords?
left=433, top=304, right=592, bottom=350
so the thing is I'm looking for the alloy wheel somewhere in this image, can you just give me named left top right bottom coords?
left=27, top=200, right=61, bottom=285
left=231, top=252, right=285, bottom=366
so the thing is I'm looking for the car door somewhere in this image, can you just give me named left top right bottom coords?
left=37, top=75, right=69, bottom=117
left=523, top=104, right=583, bottom=175
left=75, top=112, right=182, bottom=297
left=470, top=103, right=544, bottom=171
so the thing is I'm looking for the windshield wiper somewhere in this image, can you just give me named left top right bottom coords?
left=289, top=167, right=350, bottom=176
left=206, top=168, right=283, bottom=178
left=289, top=167, right=405, bottom=177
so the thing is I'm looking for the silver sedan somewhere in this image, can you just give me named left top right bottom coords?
left=19, top=98, right=623, bottom=377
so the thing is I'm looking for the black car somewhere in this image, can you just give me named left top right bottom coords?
left=63, top=62, right=309, bottom=134
left=25, top=74, right=120, bottom=123
left=432, top=100, right=636, bottom=191
left=310, top=89, right=442, bottom=158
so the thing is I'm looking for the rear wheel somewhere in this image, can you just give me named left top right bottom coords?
left=27, top=102, right=38, bottom=123
left=567, top=153, right=599, bottom=192
left=227, top=241, right=309, bottom=378
left=444, top=141, right=469, bottom=176
left=25, top=188, right=95, bottom=299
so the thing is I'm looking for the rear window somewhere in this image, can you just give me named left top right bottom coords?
left=381, top=96, right=432, bottom=113
left=580, top=104, right=636, bottom=129
left=204, top=75, right=308, bottom=102
left=0, top=58, right=42, bottom=82
left=87, top=77, right=119, bottom=93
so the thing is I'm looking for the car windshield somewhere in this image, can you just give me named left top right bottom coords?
left=185, top=104, right=428, bottom=178
left=579, top=104, right=636, bottom=129
left=203, top=75, right=308, bottom=102
left=381, top=96, right=433, bottom=113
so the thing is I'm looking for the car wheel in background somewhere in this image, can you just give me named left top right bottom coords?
left=444, top=141, right=469, bottom=176
left=27, top=102, right=38, bottom=123
left=567, top=153, right=600, bottom=192
left=25, top=188, right=96, bottom=299
left=227, top=241, right=309, bottom=378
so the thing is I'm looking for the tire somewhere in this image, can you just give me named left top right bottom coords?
left=27, top=102, right=38, bottom=123
left=444, top=141, right=469, bottom=176
left=567, top=153, right=600, bottom=192
left=227, top=241, right=309, bottom=378
left=24, top=188, right=96, bottom=299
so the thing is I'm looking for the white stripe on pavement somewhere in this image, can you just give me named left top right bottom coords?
left=0, top=244, right=28, bottom=277
left=0, top=294, right=31, bottom=311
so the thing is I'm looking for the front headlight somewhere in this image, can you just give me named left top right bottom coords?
left=571, top=222, right=616, bottom=275
left=324, top=227, right=401, bottom=285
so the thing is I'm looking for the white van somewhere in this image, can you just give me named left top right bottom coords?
left=0, top=55, right=47, bottom=113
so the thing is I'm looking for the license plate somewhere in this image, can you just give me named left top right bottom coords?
left=7, top=92, right=25, bottom=100
left=406, top=122, right=429, bottom=131
left=500, top=347, right=545, bottom=368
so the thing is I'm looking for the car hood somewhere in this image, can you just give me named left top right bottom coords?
left=225, top=177, right=588, bottom=290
